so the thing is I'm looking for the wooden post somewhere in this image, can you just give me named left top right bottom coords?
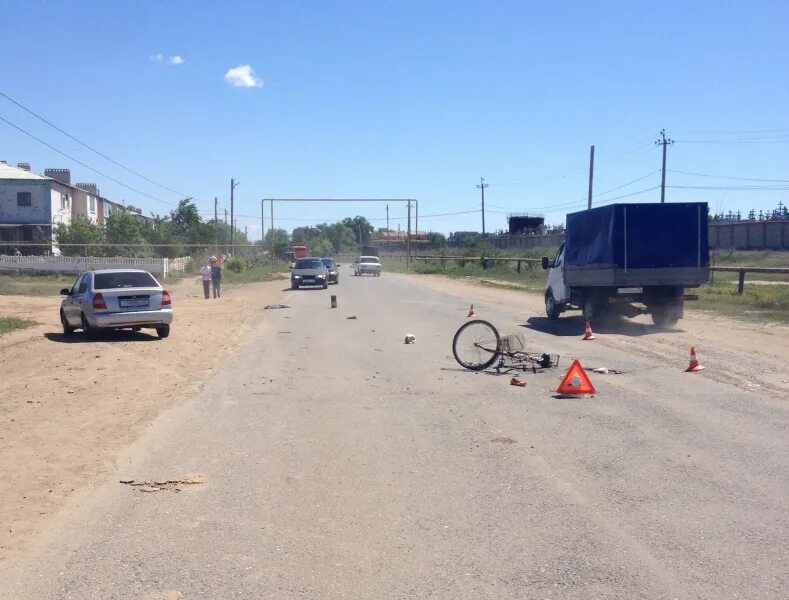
left=737, top=270, right=745, bottom=295
left=517, top=260, right=522, bottom=273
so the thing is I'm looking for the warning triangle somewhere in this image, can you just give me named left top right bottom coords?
left=556, top=358, right=596, bottom=395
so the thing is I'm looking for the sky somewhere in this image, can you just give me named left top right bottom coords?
left=1, top=0, right=788, bottom=240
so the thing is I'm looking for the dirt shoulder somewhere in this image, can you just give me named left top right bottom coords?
left=389, top=272, right=789, bottom=398
left=0, top=277, right=285, bottom=564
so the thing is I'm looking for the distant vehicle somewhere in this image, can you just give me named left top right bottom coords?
left=542, top=203, right=709, bottom=326
left=321, top=258, right=340, bottom=284
left=291, top=257, right=329, bottom=289
left=353, top=255, right=382, bottom=277
left=59, top=269, right=173, bottom=338
left=288, top=242, right=308, bottom=259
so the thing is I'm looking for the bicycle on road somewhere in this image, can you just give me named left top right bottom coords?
left=452, top=319, right=560, bottom=374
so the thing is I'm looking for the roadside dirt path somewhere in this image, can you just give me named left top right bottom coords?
left=0, top=277, right=285, bottom=563
left=392, top=273, right=789, bottom=398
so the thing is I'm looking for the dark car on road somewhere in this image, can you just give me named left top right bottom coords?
left=321, top=258, right=340, bottom=284
left=291, top=257, right=329, bottom=289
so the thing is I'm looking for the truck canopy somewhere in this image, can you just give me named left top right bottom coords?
left=564, top=202, right=709, bottom=286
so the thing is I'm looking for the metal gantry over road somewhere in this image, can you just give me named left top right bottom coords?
left=262, top=198, right=419, bottom=255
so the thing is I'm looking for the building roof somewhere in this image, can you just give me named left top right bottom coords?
left=0, top=162, right=50, bottom=181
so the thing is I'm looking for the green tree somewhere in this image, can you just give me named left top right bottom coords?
left=104, top=210, right=147, bottom=256
left=342, top=216, right=374, bottom=245
left=264, top=228, right=290, bottom=256
left=322, top=222, right=357, bottom=252
left=169, top=198, right=202, bottom=244
left=310, top=236, right=334, bottom=257
left=55, top=217, right=104, bottom=256
left=427, top=231, right=447, bottom=250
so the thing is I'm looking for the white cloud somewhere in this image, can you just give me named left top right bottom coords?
left=169, top=55, right=184, bottom=65
left=224, top=65, right=263, bottom=88
left=149, top=53, right=163, bottom=62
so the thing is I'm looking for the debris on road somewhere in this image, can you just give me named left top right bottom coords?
left=491, top=436, right=517, bottom=444
left=509, top=377, right=527, bottom=387
left=331, top=294, right=337, bottom=308
left=264, top=304, right=291, bottom=309
left=588, top=367, right=625, bottom=375
left=347, top=315, right=358, bottom=320
left=467, top=304, right=475, bottom=318
left=120, top=473, right=205, bottom=493
left=404, top=333, right=416, bottom=344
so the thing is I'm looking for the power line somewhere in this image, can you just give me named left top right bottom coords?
left=0, top=115, right=176, bottom=207
left=675, top=137, right=789, bottom=144
left=667, top=185, right=789, bottom=191
left=0, top=90, right=192, bottom=198
left=668, top=169, right=789, bottom=183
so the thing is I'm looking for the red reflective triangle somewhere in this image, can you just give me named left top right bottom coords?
left=556, top=358, right=596, bottom=395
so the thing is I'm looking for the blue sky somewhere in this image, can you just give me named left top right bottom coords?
left=1, top=0, right=788, bottom=239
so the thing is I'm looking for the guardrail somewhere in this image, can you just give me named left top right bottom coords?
left=390, top=255, right=789, bottom=295
left=710, top=266, right=789, bottom=294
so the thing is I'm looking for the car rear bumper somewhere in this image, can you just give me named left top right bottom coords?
left=90, top=309, right=173, bottom=328
left=357, top=268, right=381, bottom=274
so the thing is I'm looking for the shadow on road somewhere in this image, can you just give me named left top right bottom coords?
left=524, top=315, right=684, bottom=337
left=44, top=330, right=159, bottom=344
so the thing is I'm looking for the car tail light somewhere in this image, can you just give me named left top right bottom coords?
left=161, top=290, right=172, bottom=306
left=92, top=292, right=107, bottom=310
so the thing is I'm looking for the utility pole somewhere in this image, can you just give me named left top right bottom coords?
left=655, top=129, right=673, bottom=203
left=386, top=204, right=389, bottom=232
left=270, top=200, right=274, bottom=254
left=407, top=200, right=412, bottom=259
left=260, top=199, right=265, bottom=250
left=214, top=197, right=218, bottom=245
left=476, top=177, right=488, bottom=235
left=587, top=145, right=595, bottom=210
left=230, top=178, right=240, bottom=251
left=245, top=225, right=248, bottom=241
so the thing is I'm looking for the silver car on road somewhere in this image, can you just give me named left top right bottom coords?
left=60, top=269, right=173, bottom=338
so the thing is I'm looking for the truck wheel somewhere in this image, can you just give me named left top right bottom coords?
left=651, top=304, right=680, bottom=327
left=545, top=290, right=562, bottom=320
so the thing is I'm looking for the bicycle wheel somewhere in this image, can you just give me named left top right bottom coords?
left=452, top=319, right=501, bottom=371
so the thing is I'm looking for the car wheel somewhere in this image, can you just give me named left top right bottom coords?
left=323, top=282, right=329, bottom=289
left=81, top=313, right=98, bottom=340
left=156, top=325, right=170, bottom=338
left=292, top=283, right=299, bottom=289
left=60, top=310, right=76, bottom=335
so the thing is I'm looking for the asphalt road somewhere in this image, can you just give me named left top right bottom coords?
left=2, top=271, right=786, bottom=599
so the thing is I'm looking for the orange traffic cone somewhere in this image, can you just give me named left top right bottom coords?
left=582, top=321, right=596, bottom=340
left=467, top=304, right=475, bottom=318
left=685, top=346, right=704, bottom=372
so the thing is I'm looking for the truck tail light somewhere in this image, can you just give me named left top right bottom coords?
left=92, top=293, right=106, bottom=310
left=161, top=290, right=172, bottom=306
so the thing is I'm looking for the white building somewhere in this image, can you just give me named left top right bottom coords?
left=0, top=162, right=72, bottom=254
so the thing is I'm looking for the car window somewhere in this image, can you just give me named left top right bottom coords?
left=70, top=274, right=83, bottom=295
left=94, top=271, right=158, bottom=289
left=295, top=258, right=324, bottom=269
left=78, top=275, right=89, bottom=294
left=362, top=257, right=380, bottom=263
left=553, top=243, right=565, bottom=267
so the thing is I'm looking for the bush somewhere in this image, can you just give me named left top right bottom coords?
left=225, top=257, right=246, bottom=273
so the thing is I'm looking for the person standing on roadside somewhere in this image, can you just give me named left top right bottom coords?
left=199, top=261, right=212, bottom=299
left=210, top=256, right=223, bottom=299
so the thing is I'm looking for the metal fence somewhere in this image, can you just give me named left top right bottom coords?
left=0, top=255, right=192, bottom=278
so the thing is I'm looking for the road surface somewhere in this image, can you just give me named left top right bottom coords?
left=1, top=271, right=786, bottom=599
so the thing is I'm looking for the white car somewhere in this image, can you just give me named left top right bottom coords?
left=353, top=256, right=382, bottom=277
left=60, top=269, right=173, bottom=338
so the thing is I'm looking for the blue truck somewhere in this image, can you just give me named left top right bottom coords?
left=541, top=202, right=710, bottom=326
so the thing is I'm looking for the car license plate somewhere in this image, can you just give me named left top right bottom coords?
left=120, top=297, right=149, bottom=308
